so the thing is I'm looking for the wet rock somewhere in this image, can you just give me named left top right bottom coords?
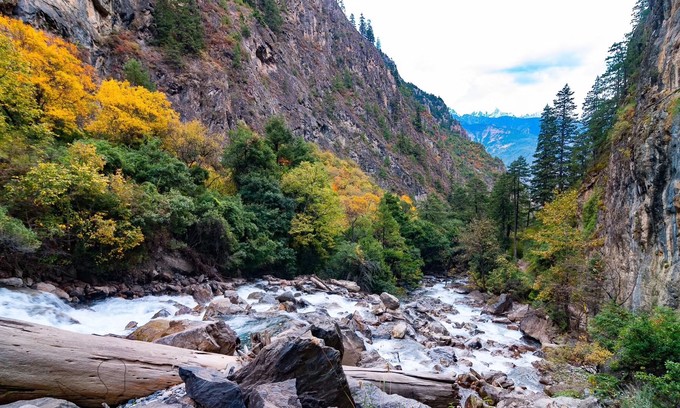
left=154, top=320, right=239, bottom=355
left=34, top=283, right=71, bottom=301
left=174, top=305, right=194, bottom=316
left=391, top=321, right=408, bottom=339
left=203, top=298, right=250, bottom=320
left=152, top=309, right=172, bottom=319
left=0, top=398, right=80, bottom=408
left=248, top=379, right=301, bottom=408
left=508, top=304, right=531, bottom=322
left=179, top=366, right=245, bottom=408
left=380, top=292, right=400, bottom=310
left=341, top=329, right=366, bottom=366
left=465, top=394, right=491, bottom=408
left=479, top=384, right=507, bottom=405
left=276, top=292, right=296, bottom=303
left=348, top=378, right=429, bottom=407
left=247, top=291, right=265, bottom=300
left=0, top=277, right=24, bottom=288
left=486, top=294, right=513, bottom=315
left=278, top=302, right=297, bottom=312
left=456, top=373, right=477, bottom=388
left=465, top=338, right=483, bottom=350
left=358, top=350, right=395, bottom=369
left=230, top=338, right=355, bottom=408
left=310, top=320, right=344, bottom=358
left=189, top=283, right=214, bottom=305
left=125, top=321, right=138, bottom=330
left=426, top=347, right=457, bottom=367
left=519, top=312, right=557, bottom=346
left=127, top=319, right=174, bottom=342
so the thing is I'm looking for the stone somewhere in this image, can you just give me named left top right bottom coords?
left=486, top=294, right=513, bottom=315
left=310, top=321, right=344, bottom=358
left=465, top=338, right=483, bottom=350
left=179, top=366, right=245, bottom=408
left=152, top=309, right=171, bottom=319
left=154, top=320, right=240, bottom=355
left=519, top=312, right=557, bottom=345
left=0, top=398, right=79, bottom=408
left=479, top=384, right=507, bottom=405
left=340, top=329, right=366, bottom=366
left=34, top=283, right=71, bottom=301
left=230, top=338, right=355, bottom=408
left=465, top=394, right=491, bottom=408
left=125, top=321, right=138, bottom=330
left=348, top=378, right=428, bottom=407
left=358, top=350, right=394, bottom=369
left=127, top=319, right=173, bottom=342
left=391, top=321, right=407, bottom=339
left=380, top=292, right=400, bottom=310
left=203, top=298, right=250, bottom=320
left=248, top=379, right=301, bottom=408
left=276, top=292, right=296, bottom=303
left=0, top=277, right=24, bottom=288
left=189, top=283, right=214, bottom=305
left=426, top=347, right=457, bottom=367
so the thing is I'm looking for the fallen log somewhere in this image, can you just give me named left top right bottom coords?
left=0, top=319, right=459, bottom=408
left=343, top=366, right=460, bottom=408
left=0, top=318, right=240, bottom=408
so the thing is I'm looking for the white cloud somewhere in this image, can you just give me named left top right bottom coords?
left=342, top=0, right=637, bottom=116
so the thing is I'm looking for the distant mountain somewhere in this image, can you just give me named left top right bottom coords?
left=453, top=111, right=540, bottom=166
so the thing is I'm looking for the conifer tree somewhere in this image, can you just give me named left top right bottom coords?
left=366, top=20, right=375, bottom=44
left=508, top=156, right=530, bottom=259
left=531, top=105, right=558, bottom=206
left=349, top=13, right=355, bottom=28
left=376, top=38, right=381, bottom=50
left=553, top=84, right=578, bottom=191
left=359, top=14, right=366, bottom=37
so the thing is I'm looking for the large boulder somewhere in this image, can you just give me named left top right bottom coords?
left=380, top=292, right=400, bottom=310
left=0, top=398, right=79, bottom=408
left=348, top=378, right=428, bottom=408
left=34, top=283, right=71, bottom=301
left=248, top=380, right=302, bottom=408
left=310, top=321, right=344, bottom=359
left=357, top=350, right=395, bottom=369
left=179, top=366, right=245, bottom=408
left=340, top=329, right=366, bottom=366
left=486, top=294, right=512, bottom=315
left=391, top=322, right=407, bottom=339
left=203, top=298, right=250, bottom=320
left=0, top=277, right=24, bottom=288
left=230, top=338, right=355, bottom=408
left=519, top=312, right=557, bottom=346
left=154, top=320, right=239, bottom=355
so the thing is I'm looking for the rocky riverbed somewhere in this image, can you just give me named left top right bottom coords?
left=0, top=275, right=598, bottom=407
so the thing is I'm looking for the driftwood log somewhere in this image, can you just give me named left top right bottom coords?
left=0, top=319, right=459, bottom=408
left=343, top=367, right=459, bottom=408
left=0, top=318, right=240, bottom=407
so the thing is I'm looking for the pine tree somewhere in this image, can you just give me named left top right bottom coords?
left=376, top=37, right=381, bottom=51
left=349, top=13, right=355, bottom=28
left=553, top=84, right=578, bottom=192
left=508, top=156, right=530, bottom=259
left=366, top=20, right=375, bottom=44
left=337, top=0, right=345, bottom=13
left=531, top=105, right=559, bottom=206
left=359, top=14, right=366, bottom=37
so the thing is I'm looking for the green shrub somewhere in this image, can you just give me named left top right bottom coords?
left=486, top=256, right=532, bottom=299
left=589, top=302, right=633, bottom=351
left=153, top=0, right=205, bottom=62
left=123, top=59, right=156, bottom=91
left=0, top=206, right=40, bottom=253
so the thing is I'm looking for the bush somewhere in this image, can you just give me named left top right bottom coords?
left=123, top=59, right=156, bottom=91
left=0, top=206, right=40, bottom=253
left=486, top=256, right=532, bottom=299
left=589, top=302, right=634, bottom=351
left=635, top=361, right=680, bottom=407
left=153, top=0, right=205, bottom=62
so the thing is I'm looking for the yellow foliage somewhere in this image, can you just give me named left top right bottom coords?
left=0, top=15, right=95, bottom=134
left=547, top=342, right=613, bottom=367
left=524, top=190, right=584, bottom=259
left=163, top=120, right=223, bottom=167
left=87, top=80, right=179, bottom=145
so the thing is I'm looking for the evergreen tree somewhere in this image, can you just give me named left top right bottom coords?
left=349, top=13, right=355, bottom=28
left=531, top=105, right=559, bottom=206
left=337, top=0, right=345, bottom=13
left=359, top=14, right=366, bottom=37
left=553, top=84, right=578, bottom=191
left=508, top=156, right=530, bottom=259
left=153, top=0, right=205, bottom=62
left=376, top=37, right=381, bottom=51
left=366, top=20, right=375, bottom=44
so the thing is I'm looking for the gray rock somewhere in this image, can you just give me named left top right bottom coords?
left=340, top=329, right=366, bottom=366
left=203, top=298, right=250, bottom=320
left=152, top=309, right=172, bottom=319
left=391, top=321, right=407, bottom=339
left=0, top=398, right=79, bottom=408
left=380, top=292, right=400, bottom=310
left=248, top=379, right=301, bottom=408
left=519, top=312, right=557, bottom=345
left=230, top=338, right=355, bottom=408
left=358, top=350, right=394, bottom=369
left=179, top=366, right=245, bottom=408
left=0, top=277, right=23, bottom=288
left=487, top=294, right=513, bottom=315
left=154, top=320, right=240, bottom=355
left=189, top=283, right=214, bottom=305
left=34, top=283, right=70, bottom=301
left=276, top=292, right=296, bottom=303
left=310, top=321, right=344, bottom=358
left=348, top=378, right=428, bottom=407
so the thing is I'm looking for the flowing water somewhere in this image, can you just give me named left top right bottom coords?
left=0, top=279, right=543, bottom=391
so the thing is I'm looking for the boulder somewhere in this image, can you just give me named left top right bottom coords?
left=380, top=292, right=400, bottom=310
left=391, top=322, right=407, bottom=339
left=230, top=338, right=355, bottom=408
left=203, top=298, right=250, bottom=320
left=189, top=283, right=214, bottom=305
left=34, top=283, right=71, bottom=301
left=479, top=384, right=507, bottom=405
left=486, top=294, right=513, bottom=315
left=0, top=398, right=79, bottom=408
left=276, top=292, right=296, bottom=303
left=154, top=320, right=239, bottom=355
left=426, top=347, right=457, bottom=367
left=358, top=350, right=395, bottom=369
left=179, top=366, right=245, bottom=408
left=348, top=378, right=428, bottom=408
left=310, top=321, right=344, bottom=358
left=464, top=394, right=491, bottom=408
left=152, top=309, right=171, bottom=319
left=127, top=319, right=174, bottom=342
left=340, top=329, right=366, bottom=366
left=248, top=380, right=301, bottom=408
left=0, top=278, right=24, bottom=288
left=519, top=312, right=557, bottom=345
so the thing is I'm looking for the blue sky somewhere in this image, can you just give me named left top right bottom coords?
left=342, top=0, right=637, bottom=116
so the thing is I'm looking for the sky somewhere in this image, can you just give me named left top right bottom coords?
left=342, top=0, right=637, bottom=116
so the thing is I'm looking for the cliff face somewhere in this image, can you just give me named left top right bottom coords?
left=599, top=0, right=680, bottom=309
left=2, top=0, right=502, bottom=196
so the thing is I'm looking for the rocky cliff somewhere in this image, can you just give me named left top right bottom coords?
left=1, top=0, right=502, bottom=196
left=597, top=0, right=680, bottom=309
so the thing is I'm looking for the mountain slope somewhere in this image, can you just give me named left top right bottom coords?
left=2, top=0, right=502, bottom=195
left=454, top=112, right=540, bottom=166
